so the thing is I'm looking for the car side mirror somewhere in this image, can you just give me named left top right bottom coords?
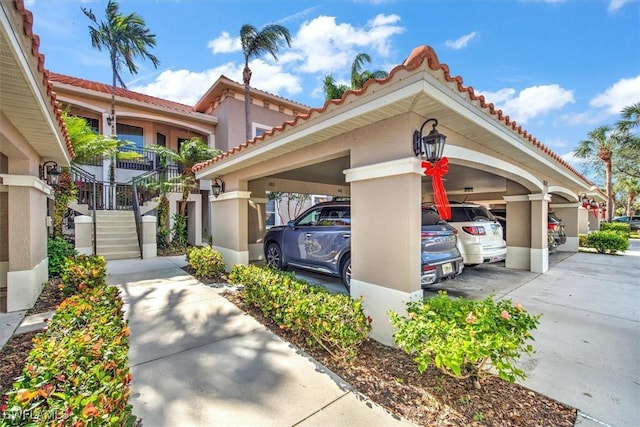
left=287, top=220, right=295, bottom=228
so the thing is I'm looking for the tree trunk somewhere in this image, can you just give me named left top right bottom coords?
left=605, top=159, right=613, bottom=222
left=243, top=65, right=252, bottom=143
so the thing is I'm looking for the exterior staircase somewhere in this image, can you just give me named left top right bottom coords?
left=95, top=211, right=140, bottom=260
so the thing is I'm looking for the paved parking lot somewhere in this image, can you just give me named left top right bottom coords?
left=292, top=242, right=640, bottom=427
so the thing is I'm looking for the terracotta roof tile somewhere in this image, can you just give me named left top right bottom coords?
left=193, top=45, right=593, bottom=189
left=13, top=0, right=75, bottom=159
left=48, top=72, right=197, bottom=114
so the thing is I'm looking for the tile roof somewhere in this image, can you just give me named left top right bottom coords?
left=48, top=72, right=197, bottom=114
left=13, top=0, right=75, bottom=159
left=193, top=45, right=593, bottom=189
left=194, top=75, right=309, bottom=114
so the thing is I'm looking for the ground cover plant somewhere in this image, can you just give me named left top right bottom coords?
left=0, top=255, right=136, bottom=426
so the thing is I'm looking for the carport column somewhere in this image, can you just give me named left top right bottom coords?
left=345, top=157, right=424, bottom=347
left=503, top=195, right=531, bottom=270
left=549, top=203, right=580, bottom=252
left=209, top=191, right=250, bottom=270
left=529, top=193, right=551, bottom=273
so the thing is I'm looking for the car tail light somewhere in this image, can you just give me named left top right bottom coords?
left=462, top=226, right=486, bottom=235
left=422, top=265, right=436, bottom=272
left=548, top=223, right=557, bottom=231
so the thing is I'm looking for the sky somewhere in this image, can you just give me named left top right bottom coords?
left=24, top=0, right=640, bottom=176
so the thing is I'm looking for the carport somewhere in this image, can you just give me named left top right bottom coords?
left=194, top=45, right=602, bottom=344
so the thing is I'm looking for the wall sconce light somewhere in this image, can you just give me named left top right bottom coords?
left=578, top=193, right=589, bottom=207
left=413, top=118, right=447, bottom=163
left=212, top=177, right=225, bottom=198
left=39, top=161, right=61, bottom=187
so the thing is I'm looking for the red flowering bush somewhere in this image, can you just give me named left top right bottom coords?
left=1, top=286, right=135, bottom=425
left=59, top=255, right=107, bottom=296
left=389, top=291, right=540, bottom=389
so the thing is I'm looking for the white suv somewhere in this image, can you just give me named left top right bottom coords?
left=444, top=203, right=507, bottom=266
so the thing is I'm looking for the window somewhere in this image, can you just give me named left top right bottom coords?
left=78, top=116, right=100, bottom=133
left=266, top=199, right=276, bottom=227
left=252, top=122, right=272, bottom=138
left=296, top=208, right=322, bottom=226
left=156, top=133, right=166, bottom=147
left=117, top=123, right=144, bottom=149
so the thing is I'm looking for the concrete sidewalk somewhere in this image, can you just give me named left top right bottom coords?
left=107, top=256, right=414, bottom=426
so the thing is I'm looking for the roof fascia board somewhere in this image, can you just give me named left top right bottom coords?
left=53, top=82, right=217, bottom=125
left=195, top=80, right=429, bottom=179
left=419, top=70, right=587, bottom=188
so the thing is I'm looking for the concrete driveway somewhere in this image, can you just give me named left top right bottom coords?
left=294, top=241, right=640, bottom=427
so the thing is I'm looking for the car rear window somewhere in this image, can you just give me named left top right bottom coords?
left=450, top=206, right=494, bottom=222
left=422, top=209, right=444, bottom=225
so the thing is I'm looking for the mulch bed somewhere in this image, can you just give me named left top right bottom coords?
left=1, top=271, right=577, bottom=426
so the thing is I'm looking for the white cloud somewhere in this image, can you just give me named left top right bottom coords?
left=131, top=67, right=235, bottom=105
left=131, top=60, right=303, bottom=106
left=291, top=14, right=404, bottom=74
left=608, top=0, right=631, bottom=13
left=445, top=32, right=479, bottom=50
left=207, top=31, right=241, bottom=54
left=478, top=84, right=574, bottom=124
left=589, top=75, right=640, bottom=115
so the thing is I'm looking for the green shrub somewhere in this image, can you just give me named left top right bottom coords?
left=229, top=264, right=371, bottom=362
left=578, top=233, right=589, bottom=248
left=47, top=237, right=78, bottom=278
left=389, top=291, right=540, bottom=389
left=59, top=255, right=107, bottom=296
left=600, top=221, right=631, bottom=236
left=585, top=230, right=629, bottom=254
left=186, top=246, right=226, bottom=279
left=2, top=286, right=136, bottom=426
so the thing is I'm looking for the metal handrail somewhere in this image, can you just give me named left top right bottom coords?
left=132, top=179, right=144, bottom=259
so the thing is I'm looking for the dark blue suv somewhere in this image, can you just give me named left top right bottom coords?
left=263, top=200, right=463, bottom=290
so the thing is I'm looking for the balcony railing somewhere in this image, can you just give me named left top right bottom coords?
left=76, top=146, right=177, bottom=171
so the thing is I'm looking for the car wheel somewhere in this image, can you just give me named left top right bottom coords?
left=341, top=255, right=351, bottom=292
left=265, top=243, right=283, bottom=269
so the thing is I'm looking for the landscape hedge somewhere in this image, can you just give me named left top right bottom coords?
left=228, top=264, right=371, bottom=362
left=1, top=256, right=136, bottom=426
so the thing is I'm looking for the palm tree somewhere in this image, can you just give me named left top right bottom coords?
left=323, top=53, right=388, bottom=101
left=350, top=53, right=388, bottom=90
left=574, top=126, right=621, bottom=221
left=82, top=0, right=159, bottom=209
left=323, top=75, right=349, bottom=101
left=148, top=137, right=220, bottom=247
left=615, top=103, right=640, bottom=180
left=82, top=0, right=160, bottom=136
left=240, top=24, right=292, bottom=142
left=614, top=177, right=640, bottom=216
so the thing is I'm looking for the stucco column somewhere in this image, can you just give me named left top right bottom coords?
left=529, top=193, right=551, bottom=273
left=74, top=215, right=93, bottom=255
left=142, top=215, right=157, bottom=258
left=549, top=203, right=580, bottom=252
left=503, top=195, right=531, bottom=270
left=209, top=190, right=250, bottom=270
left=248, top=198, right=268, bottom=262
left=345, top=157, right=424, bottom=346
left=4, top=177, right=49, bottom=311
left=578, top=206, right=590, bottom=235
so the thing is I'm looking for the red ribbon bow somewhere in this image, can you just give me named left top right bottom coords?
left=422, top=157, right=451, bottom=220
